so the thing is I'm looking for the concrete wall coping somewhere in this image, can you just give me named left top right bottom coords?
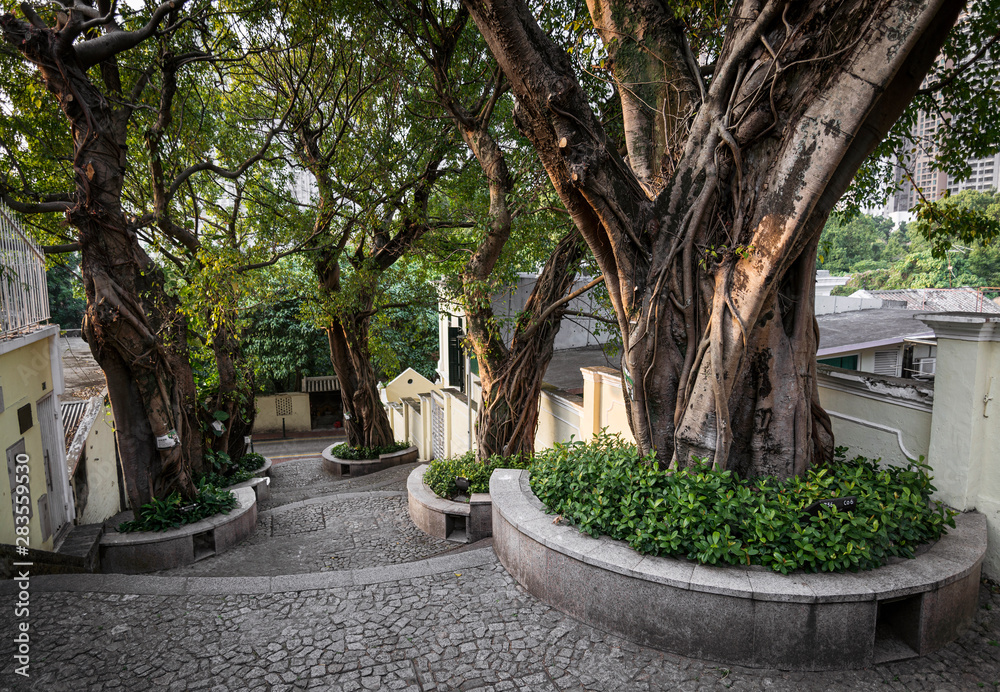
left=918, top=312, right=1000, bottom=342
left=381, top=446, right=420, bottom=464
left=101, top=487, right=256, bottom=547
left=817, top=366, right=934, bottom=412
left=250, top=455, right=272, bottom=478
left=490, top=469, right=985, bottom=604
left=408, top=464, right=470, bottom=517
left=580, top=366, right=621, bottom=383
left=322, top=445, right=418, bottom=465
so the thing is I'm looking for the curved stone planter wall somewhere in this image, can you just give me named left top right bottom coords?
left=407, top=465, right=491, bottom=543
left=490, top=469, right=986, bottom=671
left=322, top=445, right=418, bottom=478
left=251, top=455, right=273, bottom=478
left=100, top=487, right=257, bottom=574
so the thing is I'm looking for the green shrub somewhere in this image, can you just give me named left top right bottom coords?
left=329, top=441, right=410, bottom=460
left=199, top=452, right=266, bottom=488
left=424, top=451, right=532, bottom=499
left=529, top=433, right=956, bottom=574
left=117, top=480, right=239, bottom=533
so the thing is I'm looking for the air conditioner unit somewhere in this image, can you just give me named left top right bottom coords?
left=916, top=358, right=936, bottom=376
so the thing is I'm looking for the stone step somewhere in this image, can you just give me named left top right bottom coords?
left=55, top=523, right=104, bottom=566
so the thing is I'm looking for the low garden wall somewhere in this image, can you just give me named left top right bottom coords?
left=100, top=487, right=257, bottom=574
left=322, top=445, right=419, bottom=478
left=490, top=468, right=986, bottom=670
left=407, top=465, right=491, bottom=543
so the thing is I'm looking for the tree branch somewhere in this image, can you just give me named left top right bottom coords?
left=74, top=0, right=187, bottom=69
left=518, top=274, right=605, bottom=342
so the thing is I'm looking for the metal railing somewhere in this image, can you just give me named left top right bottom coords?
left=1, top=201, right=50, bottom=337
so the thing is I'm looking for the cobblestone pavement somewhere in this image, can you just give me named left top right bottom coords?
left=158, top=493, right=454, bottom=577
left=260, top=457, right=418, bottom=510
left=2, top=557, right=999, bottom=691
left=3, top=455, right=998, bottom=690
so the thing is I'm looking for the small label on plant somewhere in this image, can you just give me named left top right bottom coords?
left=155, top=430, right=179, bottom=449
left=802, top=496, right=857, bottom=516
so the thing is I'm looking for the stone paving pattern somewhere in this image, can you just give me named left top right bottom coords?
left=2, top=559, right=1000, bottom=691
left=3, top=453, right=1000, bottom=690
left=259, top=458, right=418, bottom=509
left=159, top=494, right=454, bottom=577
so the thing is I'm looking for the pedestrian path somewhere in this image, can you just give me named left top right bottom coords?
left=1, top=452, right=999, bottom=691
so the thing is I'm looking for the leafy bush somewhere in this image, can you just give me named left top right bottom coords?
left=329, top=441, right=410, bottom=460
left=117, top=481, right=239, bottom=533
left=200, top=452, right=266, bottom=488
left=529, top=434, right=956, bottom=574
left=424, top=452, right=532, bottom=499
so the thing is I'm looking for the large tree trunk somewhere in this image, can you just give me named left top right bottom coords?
left=316, top=253, right=395, bottom=449
left=474, top=230, right=586, bottom=458
left=3, top=18, right=204, bottom=505
left=209, top=321, right=257, bottom=463
left=463, top=0, right=962, bottom=478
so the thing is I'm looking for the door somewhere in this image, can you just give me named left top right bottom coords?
left=36, top=393, right=71, bottom=540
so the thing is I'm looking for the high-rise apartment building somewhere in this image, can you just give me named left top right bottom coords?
left=890, top=102, right=1000, bottom=214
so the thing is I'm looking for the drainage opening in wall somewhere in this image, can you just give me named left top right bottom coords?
left=873, top=593, right=922, bottom=663
left=445, top=514, right=467, bottom=543
left=193, top=530, right=217, bottom=561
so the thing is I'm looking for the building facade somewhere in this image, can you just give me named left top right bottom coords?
left=1, top=203, right=75, bottom=550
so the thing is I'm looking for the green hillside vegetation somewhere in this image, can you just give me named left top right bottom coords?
left=820, top=190, right=1000, bottom=295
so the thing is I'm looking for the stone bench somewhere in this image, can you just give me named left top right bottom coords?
left=407, top=465, right=491, bottom=543
left=100, top=487, right=257, bottom=574
left=229, top=475, right=270, bottom=503
left=490, top=468, right=986, bottom=671
left=321, top=445, right=418, bottom=478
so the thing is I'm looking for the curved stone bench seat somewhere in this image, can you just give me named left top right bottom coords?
left=407, top=465, right=491, bottom=544
left=489, top=468, right=986, bottom=671
left=322, top=445, right=418, bottom=478
left=100, top=487, right=257, bottom=574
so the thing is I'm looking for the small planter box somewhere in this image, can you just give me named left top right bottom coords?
left=99, top=487, right=257, bottom=574
left=407, top=465, right=491, bottom=544
left=321, top=445, right=418, bottom=478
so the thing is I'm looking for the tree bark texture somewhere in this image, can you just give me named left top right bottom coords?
left=315, top=252, right=395, bottom=449
left=209, top=320, right=257, bottom=462
left=1, top=16, right=204, bottom=505
left=463, top=0, right=962, bottom=477
left=473, top=230, right=587, bottom=458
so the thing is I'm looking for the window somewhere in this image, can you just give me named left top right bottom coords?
left=818, top=355, right=859, bottom=370
left=874, top=350, right=900, bottom=377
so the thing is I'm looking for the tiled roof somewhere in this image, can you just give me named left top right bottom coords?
left=852, top=288, right=1000, bottom=313
left=817, top=309, right=935, bottom=352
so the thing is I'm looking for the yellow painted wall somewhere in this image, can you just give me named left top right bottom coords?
left=254, top=393, right=311, bottom=433
left=534, top=388, right=583, bottom=451
left=448, top=393, right=475, bottom=456
left=383, top=368, right=439, bottom=404
left=0, top=333, right=56, bottom=550
left=818, top=384, right=932, bottom=466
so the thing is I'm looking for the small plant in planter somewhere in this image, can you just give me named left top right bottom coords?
left=424, top=451, right=531, bottom=501
left=117, top=480, right=239, bottom=533
left=329, top=441, right=411, bottom=460
left=199, top=452, right=266, bottom=488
